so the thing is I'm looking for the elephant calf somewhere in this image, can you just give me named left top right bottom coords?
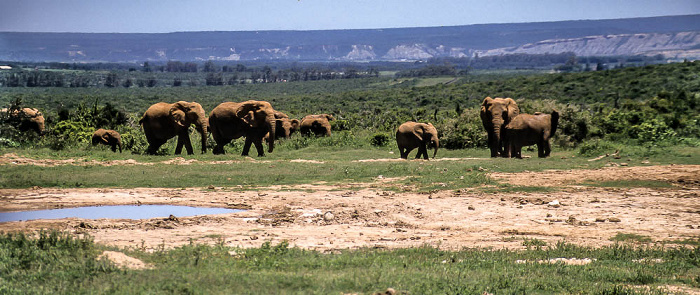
left=92, top=129, right=123, bottom=153
left=264, top=111, right=300, bottom=143
left=396, top=121, right=439, bottom=160
left=505, top=110, right=559, bottom=158
left=299, top=114, right=333, bottom=137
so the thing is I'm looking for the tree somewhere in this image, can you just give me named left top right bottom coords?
left=203, top=60, right=217, bottom=72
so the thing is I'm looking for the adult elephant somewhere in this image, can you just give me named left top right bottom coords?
left=480, top=97, right=519, bottom=158
left=92, top=129, right=123, bottom=153
left=139, top=101, right=207, bottom=155
left=396, top=121, right=439, bottom=160
left=209, top=100, right=276, bottom=156
left=1, top=107, right=45, bottom=135
left=505, top=110, right=559, bottom=158
left=264, top=111, right=299, bottom=143
left=300, top=114, right=334, bottom=137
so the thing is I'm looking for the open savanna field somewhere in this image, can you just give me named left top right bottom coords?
left=1, top=62, right=700, bottom=294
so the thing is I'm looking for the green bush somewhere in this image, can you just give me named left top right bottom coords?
left=370, top=133, right=391, bottom=147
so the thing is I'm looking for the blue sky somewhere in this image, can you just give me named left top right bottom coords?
left=1, top=0, right=699, bottom=33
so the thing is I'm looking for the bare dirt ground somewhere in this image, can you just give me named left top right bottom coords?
left=0, top=159, right=698, bottom=252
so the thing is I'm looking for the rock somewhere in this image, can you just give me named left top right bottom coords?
left=324, top=211, right=335, bottom=222
left=468, top=205, right=475, bottom=210
left=608, top=217, right=621, bottom=222
left=547, top=200, right=561, bottom=208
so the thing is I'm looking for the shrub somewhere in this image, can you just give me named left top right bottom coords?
left=370, top=133, right=390, bottom=147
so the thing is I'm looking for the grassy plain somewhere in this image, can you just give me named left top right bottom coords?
left=2, top=231, right=699, bottom=294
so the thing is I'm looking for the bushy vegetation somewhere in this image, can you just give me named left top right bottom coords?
left=0, top=61, right=699, bottom=155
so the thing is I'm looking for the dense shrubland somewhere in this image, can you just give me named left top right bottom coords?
left=1, top=61, right=698, bottom=155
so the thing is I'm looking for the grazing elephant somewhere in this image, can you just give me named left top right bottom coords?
left=139, top=101, right=208, bottom=155
left=396, top=121, right=439, bottom=159
left=264, top=111, right=300, bottom=143
left=92, top=129, right=123, bottom=153
left=505, top=110, right=559, bottom=158
left=1, top=107, right=45, bottom=135
left=480, top=97, right=519, bottom=158
left=209, top=100, right=277, bottom=156
left=300, top=114, right=334, bottom=137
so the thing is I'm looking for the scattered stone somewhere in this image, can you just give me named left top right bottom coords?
left=641, top=160, right=650, bottom=164
left=323, top=211, right=335, bottom=222
left=547, top=200, right=561, bottom=208
left=167, top=214, right=179, bottom=222
left=620, top=163, right=629, bottom=166
left=207, top=185, right=215, bottom=190
left=607, top=217, right=621, bottom=223
left=78, top=221, right=95, bottom=229
left=595, top=217, right=606, bottom=222
left=468, top=205, right=475, bottom=210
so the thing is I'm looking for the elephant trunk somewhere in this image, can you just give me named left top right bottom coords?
left=432, top=139, right=439, bottom=159
left=266, top=114, right=275, bottom=153
left=197, top=117, right=208, bottom=153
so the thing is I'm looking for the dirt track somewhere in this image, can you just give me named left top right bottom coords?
left=0, top=163, right=698, bottom=252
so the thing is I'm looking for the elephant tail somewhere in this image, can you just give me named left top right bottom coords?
left=550, top=109, right=559, bottom=136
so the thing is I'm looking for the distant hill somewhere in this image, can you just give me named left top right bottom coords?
left=1, top=14, right=699, bottom=63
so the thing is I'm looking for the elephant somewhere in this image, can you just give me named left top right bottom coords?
left=299, top=114, right=334, bottom=137
left=209, top=100, right=277, bottom=156
left=92, top=129, right=123, bottom=153
left=139, top=101, right=208, bottom=155
left=264, top=111, right=300, bottom=143
left=505, top=110, right=559, bottom=158
left=396, top=121, right=439, bottom=159
left=480, top=97, right=519, bottom=158
left=1, top=107, right=45, bottom=135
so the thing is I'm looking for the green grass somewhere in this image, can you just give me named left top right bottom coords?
left=1, top=145, right=698, bottom=190
left=2, top=231, right=699, bottom=294
left=583, top=179, right=675, bottom=189
left=610, top=233, right=654, bottom=243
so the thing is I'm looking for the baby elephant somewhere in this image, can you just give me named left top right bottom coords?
left=505, top=110, right=559, bottom=158
left=92, top=129, right=123, bottom=153
left=396, top=121, right=439, bottom=159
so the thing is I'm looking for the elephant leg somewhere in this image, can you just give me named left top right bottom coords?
left=175, top=135, right=184, bottom=155
left=147, top=139, right=166, bottom=155
left=183, top=134, right=194, bottom=155
left=415, top=145, right=426, bottom=160
left=540, top=140, right=551, bottom=158
left=110, top=143, right=117, bottom=153
left=399, top=147, right=408, bottom=159
left=241, top=137, right=253, bottom=156
left=253, top=138, right=265, bottom=157
left=536, top=142, right=543, bottom=158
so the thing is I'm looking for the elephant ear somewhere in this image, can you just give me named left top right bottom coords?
left=325, top=114, right=334, bottom=121
left=411, top=124, right=425, bottom=142
left=480, top=97, right=492, bottom=128
left=505, top=98, right=519, bottom=120
left=237, top=103, right=260, bottom=128
left=170, top=102, right=189, bottom=127
left=291, top=119, right=300, bottom=129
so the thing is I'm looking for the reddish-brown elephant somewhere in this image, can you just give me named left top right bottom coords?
left=209, top=100, right=277, bottom=156
left=505, top=110, right=559, bottom=158
left=139, top=101, right=208, bottom=155
left=92, top=129, right=123, bottom=153
left=480, top=97, right=519, bottom=158
left=396, top=121, right=439, bottom=160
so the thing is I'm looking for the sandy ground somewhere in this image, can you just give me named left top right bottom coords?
left=0, top=158, right=698, bottom=252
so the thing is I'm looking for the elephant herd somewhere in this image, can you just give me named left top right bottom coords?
left=2, top=96, right=558, bottom=159
left=137, top=100, right=337, bottom=156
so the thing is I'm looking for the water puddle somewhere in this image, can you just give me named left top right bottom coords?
left=0, top=205, right=243, bottom=223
